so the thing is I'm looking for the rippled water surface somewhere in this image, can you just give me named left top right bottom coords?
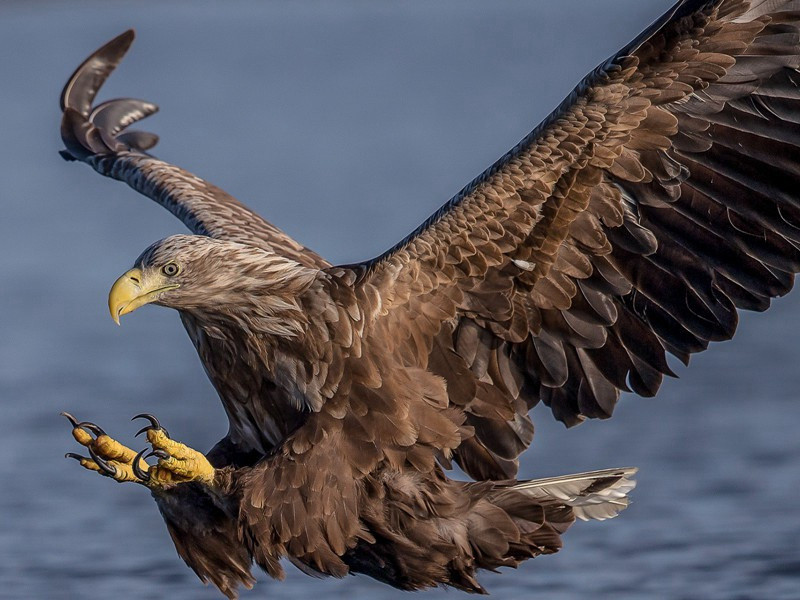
left=2, top=1, right=799, bottom=598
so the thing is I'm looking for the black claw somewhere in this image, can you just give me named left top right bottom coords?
left=65, top=452, right=87, bottom=462
left=132, top=448, right=151, bottom=482
left=62, top=413, right=107, bottom=438
left=145, top=449, right=170, bottom=460
left=87, top=445, right=117, bottom=476
left=77, top=421, right=106, bottom=437
left=132, top=413, right=160, bottom=429
left=132, top=413, right=168, bottom=438
left=61, top=412, right=80, bottom=427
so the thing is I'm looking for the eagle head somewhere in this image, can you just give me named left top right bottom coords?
left=108, top=234, right=317, bottom=327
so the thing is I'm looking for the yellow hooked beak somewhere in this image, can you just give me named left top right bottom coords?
left=108, top=268, right=179, bottom=325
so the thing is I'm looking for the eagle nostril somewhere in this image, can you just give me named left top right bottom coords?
left=129, top=276, right=140, bottom=285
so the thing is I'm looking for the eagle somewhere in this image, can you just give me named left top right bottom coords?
left=61, top=1, right=800, bottom=597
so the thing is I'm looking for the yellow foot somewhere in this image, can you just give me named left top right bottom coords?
left=62, top=412, right=149, bottom=483
left=134, top=414, right=216, bottom=487
left=62, top=412, right=215, bottom=490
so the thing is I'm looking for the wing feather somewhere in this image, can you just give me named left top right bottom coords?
left=340, top=0, right=800, bottom=479
left=60, top=30, right=327, bottom=269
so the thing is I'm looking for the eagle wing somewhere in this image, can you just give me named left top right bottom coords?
left=338, top=0, right=800, bottom=479
left=60, top=30, right=328, bottom=269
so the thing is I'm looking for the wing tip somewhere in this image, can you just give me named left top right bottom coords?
left=60, top=29, right=136, bottom=113
left=59, top=29, right=160, bottom=161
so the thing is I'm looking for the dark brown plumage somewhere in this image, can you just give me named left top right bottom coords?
left=60, top=1, right=800, bottom=597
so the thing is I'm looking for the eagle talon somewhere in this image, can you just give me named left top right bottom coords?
left=138, top=424, right=216, bottom=487
left=63, top=412, right=213, bottom=487
left=88, top=444, right=117, bottom=476
left=64, top=413, right=147, bottom=484
left=132, top=448, right=151, bottom=482
left=60, top=412, right=80, bottom=428
left=132, top=413, right=169, bottom=438
left=78, top=421, right=107, bottom=437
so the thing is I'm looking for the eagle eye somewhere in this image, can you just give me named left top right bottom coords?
left=162, top=263, right=180, bottom=277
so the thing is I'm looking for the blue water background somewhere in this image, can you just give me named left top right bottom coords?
left=1, top=1, right=799, bottom=598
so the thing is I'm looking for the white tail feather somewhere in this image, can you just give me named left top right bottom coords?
left=513, top=467, right=638, bottom=521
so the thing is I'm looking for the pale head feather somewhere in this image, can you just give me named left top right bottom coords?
left=134, top=234, right=319, bottom=336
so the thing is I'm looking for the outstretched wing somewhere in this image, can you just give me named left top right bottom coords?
left=337, top=0, right=800, bottom=479
left=60, top=30, right=328, bottom=269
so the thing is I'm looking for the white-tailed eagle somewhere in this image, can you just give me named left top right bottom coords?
left=61, top=1, right=800, bottom=597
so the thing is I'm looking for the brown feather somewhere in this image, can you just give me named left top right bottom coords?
left=60, top=2, right=800, bottom=597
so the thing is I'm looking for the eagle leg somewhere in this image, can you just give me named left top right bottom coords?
left=62, top=412, right=150, bottom=484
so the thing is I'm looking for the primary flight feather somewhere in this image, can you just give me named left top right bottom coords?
left=61, top=1, right=800, bottom=597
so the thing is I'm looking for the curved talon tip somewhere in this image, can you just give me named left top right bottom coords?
left=61, top=412, right=80, bottom=427
left=65, top=452, right=86, bottom=461
left=77, top=421, right=106, bottom=437
left=132, top=413, right=161, bottom=428
left=132, top=413, right=167, bottom=438
left=132, top=448, right=151, bottom=482
left=87, top=445, right=116, bottom=476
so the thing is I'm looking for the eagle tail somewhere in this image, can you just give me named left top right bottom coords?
left=511, top=466, right=638, bottom=521
left=342, top=468, right=637, bottom=593
left=443, top=467, right=638, bottom=591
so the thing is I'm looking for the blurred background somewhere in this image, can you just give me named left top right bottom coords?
left=1, top=1, right=799, bottom=598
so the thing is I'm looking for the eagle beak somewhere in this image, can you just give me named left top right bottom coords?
left=108, top=268, right=178, bottom=325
